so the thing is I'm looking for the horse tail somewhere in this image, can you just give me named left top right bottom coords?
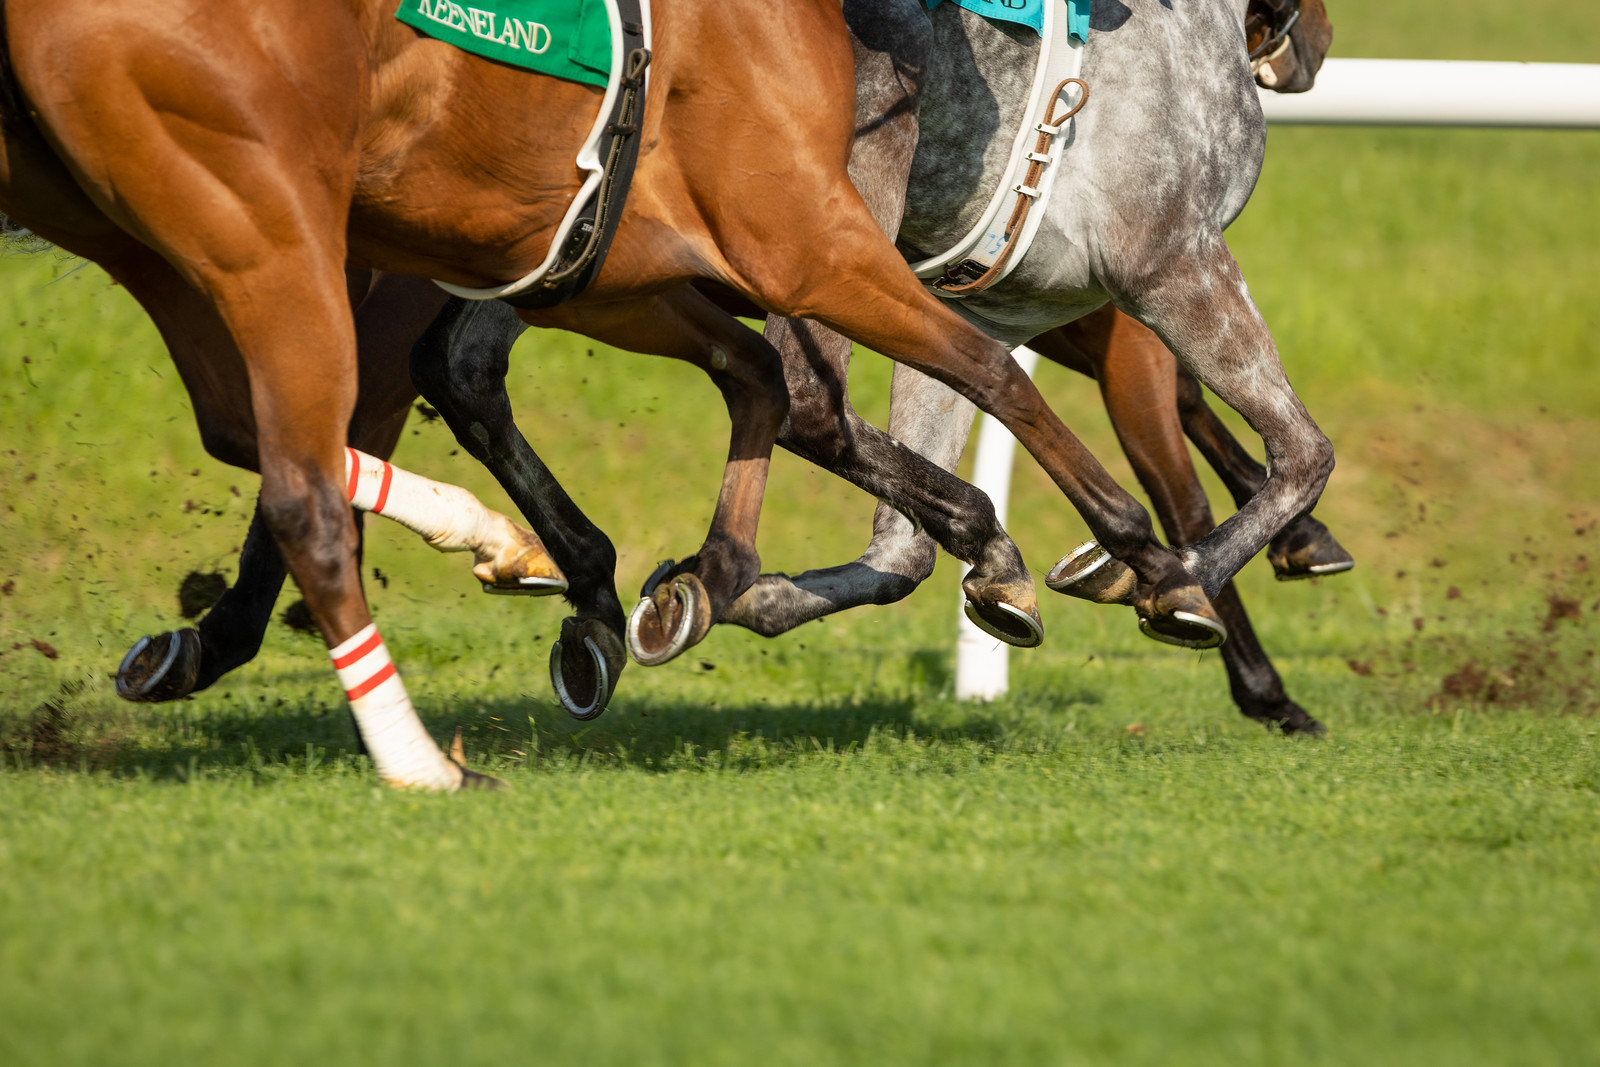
left=0, top=0, right=21, bottom=126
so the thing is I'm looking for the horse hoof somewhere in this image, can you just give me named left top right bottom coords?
left=1281, top=714, right=1327, bottom=737
left=549, top=617, right=625, bottom=720
left=115, top=629, right=203, bottom=703
left=473, top=541, right=568, bottom=595
left=1045, top=541, right=1137, bottom=605
left=481, top=575, right=569, bottom=596
left=1269, top=517, right=1355, bottom=581
left=963, top=599, right=1045, bottom=648
left=1137, top=575, right=1229, bottom=649
left=1137, top=610, right=1228, bottom=650
left=627, top=572, right=713, bottom=667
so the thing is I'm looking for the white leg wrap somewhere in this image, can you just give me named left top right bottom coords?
left=344, top=447, right=511, bottom=556
left=329, top=623, right=460, bottom=791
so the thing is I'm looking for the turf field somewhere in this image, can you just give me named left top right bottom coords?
left=2, top=3, right=1597, bottom=1063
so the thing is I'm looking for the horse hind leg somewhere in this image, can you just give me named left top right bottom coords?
left=1115, top=240, right=1337, bottom=600
left=1172, top=363, right=1354, bottom=581
left=719, top=318, right=1039, bottom=646
left=408, top=296, right=627, bottom=721
left=1033, top=312, right=1324, bottom=733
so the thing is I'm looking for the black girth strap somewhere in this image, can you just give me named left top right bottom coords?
left=499, top=2, right=650, bottom=311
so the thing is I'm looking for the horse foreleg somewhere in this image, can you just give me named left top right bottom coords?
left=408, top=297, right=626, bottom=720
left=342, top=447, right=565, bottom=595
left=1171, top=359, right=1354, bottom=582
left=1031, top=312, right=1325, bottom=734
left=1111, top=240, right=1336, bottom=601
left=533, top=287, right=788, bottom=668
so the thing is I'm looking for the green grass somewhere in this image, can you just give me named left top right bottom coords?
left=2, top=2, right=1599, bottom=1063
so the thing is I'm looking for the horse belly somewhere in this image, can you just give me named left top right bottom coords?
left=349, top=35, right=603, bottom=286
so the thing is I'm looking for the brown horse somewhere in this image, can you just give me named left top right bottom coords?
left=4, top=0, right=1284, bottom=788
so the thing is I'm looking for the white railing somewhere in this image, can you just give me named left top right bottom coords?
left=954, top=58, right=1600, bottom=701
left=1258, top=58, right=1600, bottom=128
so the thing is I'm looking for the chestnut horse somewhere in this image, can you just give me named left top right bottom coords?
left=0, top=0, right=1333, bottom=785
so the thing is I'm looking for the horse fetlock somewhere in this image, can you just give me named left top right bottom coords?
left=973, top=532, right=1029, bottom=586
left=1237, top=693, right=1327, bottom=736
left=691, top=536, right=761, bottom=611
left=941, top=499, right=1001, bottom=563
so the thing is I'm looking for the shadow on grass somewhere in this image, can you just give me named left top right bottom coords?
left=0, top=675, right=1041, bottom=782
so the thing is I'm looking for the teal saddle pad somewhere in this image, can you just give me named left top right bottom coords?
left=396, top=0, right=612, bottom=88
left=925, top=0, right=1091, bottom=43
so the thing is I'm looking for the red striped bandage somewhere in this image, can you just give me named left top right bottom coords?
left=342, top=447, right=495, bottom=555
left=345, top=447, right=395, bottom=514
left=330, top=623, right=396, bottom=701
left=328, top=623, right=459, bottom=791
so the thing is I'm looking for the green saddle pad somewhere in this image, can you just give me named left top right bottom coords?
left=396, top=0, right=612, bottom=88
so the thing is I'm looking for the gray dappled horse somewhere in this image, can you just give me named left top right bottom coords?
left=724, top=0, right=1342, bottom=730
left=114, top=0, right=1340, bottom=732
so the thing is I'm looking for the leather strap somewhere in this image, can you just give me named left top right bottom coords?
left=934, top=77, right=1088, bottom=295
left=501, top=2, right=650, bottom=310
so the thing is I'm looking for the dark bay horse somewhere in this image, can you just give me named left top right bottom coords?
left=3, top=0, right=1293, bottom=787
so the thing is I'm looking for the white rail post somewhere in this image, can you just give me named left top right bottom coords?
left=955, top=345, right=1041, bottom=701
left=1257, top=59, right=1600, bottom=128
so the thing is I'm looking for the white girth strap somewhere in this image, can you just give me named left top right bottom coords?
left=908, top=2, right=1086, bottom=296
